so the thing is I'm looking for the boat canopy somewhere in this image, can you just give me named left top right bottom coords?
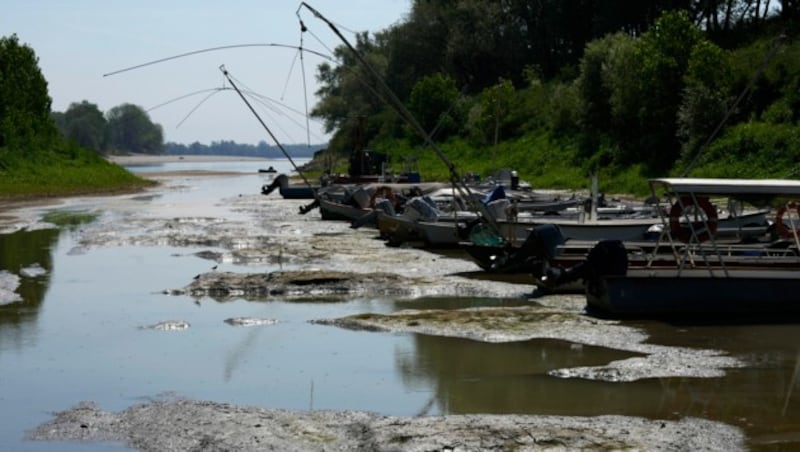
left=650, top=178, right=800, bottom=198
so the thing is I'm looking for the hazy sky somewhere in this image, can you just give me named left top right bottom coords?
left=3, top=1, right=411, bottom=146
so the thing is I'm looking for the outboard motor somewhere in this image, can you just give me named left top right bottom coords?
left=536, top=239, right=627, bottom=293
left=584, top=240, right=628, bottom=279
left=521, top=224, right=564, bottom=260
left=490, top=224, right=566, bottom=273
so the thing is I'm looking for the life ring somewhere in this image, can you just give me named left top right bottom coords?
left=369, top=186, right=397, bottom=209
left=775, top=202, right=800, bottom=238
left=668, top=196, right=718, bottom=242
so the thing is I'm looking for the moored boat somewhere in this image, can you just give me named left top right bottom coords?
left=577, top=178, right=800, bottom=316
left=261, top=173, right=318, bottom=199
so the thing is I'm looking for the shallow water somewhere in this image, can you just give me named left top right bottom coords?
left=1, top=159, right=800, bottom=450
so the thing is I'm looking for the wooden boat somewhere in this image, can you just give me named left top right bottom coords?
left=577, top=178, right=800, bottom=316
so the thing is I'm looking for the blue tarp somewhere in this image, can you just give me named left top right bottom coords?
left=482, top=185, right=506, bottom=205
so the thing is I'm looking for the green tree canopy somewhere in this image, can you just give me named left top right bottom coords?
left=58, top=100, right=108, bottom=153
left=105, top=104, right=164, bottom=154
left=407, top=73, right=462, bottom=141
left=0, top=34, right=57, bottom=152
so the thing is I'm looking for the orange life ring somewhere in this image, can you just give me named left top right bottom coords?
left=775, top=202, right=800, bottom=238
left=668, top=196, right=718, bottom=243
left=369, top=186, right=397, bottom=209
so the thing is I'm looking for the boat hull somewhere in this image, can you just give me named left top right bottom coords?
left=319, top=199, right=371, bottom=222
left=587, top=269, right=800, bottom=316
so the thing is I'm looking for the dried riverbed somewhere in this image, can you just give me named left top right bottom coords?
left=1, top=162, right=748, bottom=450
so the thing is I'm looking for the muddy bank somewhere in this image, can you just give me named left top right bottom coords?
left=5, top=172, right=748, bottom=450
left=314, top=301, right=743, bottom=382
left=179, top=266, right=742, bottom=382
left=28, top=398, right=744, bottom=451
left=179, top=268, right=530, bottom=300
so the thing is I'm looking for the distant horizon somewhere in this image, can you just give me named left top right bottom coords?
left=162, top=140, right=326, bottom=158
left=163, top=139, right=329, bottom=147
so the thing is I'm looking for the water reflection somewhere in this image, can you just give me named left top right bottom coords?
left=399, top=334, right=641, bottom=415
left=391, top=318, right=800, bottom=450
left=0, top=228, right=59, bottom=350
left=4, top=160, right=800, bottom=451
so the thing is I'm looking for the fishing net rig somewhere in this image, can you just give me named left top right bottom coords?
left=145, top=84, right=326, bottom=145
left=296, top=2, right=504, bottom=238
left=103, top=38, right=410, bottom=202
left=219, top=64, right=315, bottom=193
left=103, top=42, right=333, bottom=146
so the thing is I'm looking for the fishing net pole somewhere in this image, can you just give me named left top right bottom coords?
left=296, top=2, right=504, bottom=238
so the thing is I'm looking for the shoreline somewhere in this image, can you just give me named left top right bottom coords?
left=106, top=153, right=271, bottom=166
left=0, top=154, right=270, bottom=219
left=5, top=158, right=749, bottom=450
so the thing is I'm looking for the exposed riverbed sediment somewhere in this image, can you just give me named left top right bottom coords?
left=1, top=159, right=746, bottom=450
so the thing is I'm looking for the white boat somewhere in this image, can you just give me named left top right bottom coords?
left=376, top=197, right=479, bottom=247
left=319, top=183, right=447, bottom=224
left=493, top=203, right=769, bottom=245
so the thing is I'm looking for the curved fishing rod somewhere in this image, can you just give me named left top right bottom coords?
left=175, top=89, right=223, bottom=129
left=146, top=87, right=230, bottom=112
left=219, top=65, right=316, bottom=196
left=104, top=40, right=391, bottom=146
left=296, top=2, right=502, bottom=235
left=147, top=86, right=325, bottom=134
left=103, top=43, right=334, bottom=78
left=104, top=42, right=335, bottom=148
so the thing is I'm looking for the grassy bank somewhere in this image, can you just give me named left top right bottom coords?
left=0, top=149, right=154, bottom=200
left=368, top=133, right=654, bottom=197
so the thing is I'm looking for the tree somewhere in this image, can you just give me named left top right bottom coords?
left=105, top=104, right=163, bottom=154
left=575, top=32, right=641, bottom=161
left=0, top=34, right=57, bottom=152
left=311, top=32, right=396, bottom=154
left=383, top=4, right=449, bottom=102
left=58, top=101, right=108, bottom=152
left=407, top=73, right=462, bottom=141
left=635, top=10, right=702, bottom=172
left=677, top=40, right=733, bottom=163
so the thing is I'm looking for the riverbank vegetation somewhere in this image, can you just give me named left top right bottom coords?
left=0, top=35, right=152, bottom=199
left=4, top=3, right=800, bottom=199
left=307, top=1, right=799, bottom=195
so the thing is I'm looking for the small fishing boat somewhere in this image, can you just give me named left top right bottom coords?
left=319, top=183, right=449, bottom=225
left=573, top=178, right=800, bottom=316
left=376, top=197, right=480, bottom=247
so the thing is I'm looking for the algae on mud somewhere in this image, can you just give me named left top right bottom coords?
left=0, top=157, right=760, bottom=450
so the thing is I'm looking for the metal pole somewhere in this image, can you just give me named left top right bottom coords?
left=297, top=2, right=502, bottom=235
left=219, top=65, right=316, bottom=195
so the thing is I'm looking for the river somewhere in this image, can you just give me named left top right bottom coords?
left=1, top=158, right=799, bottom=450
